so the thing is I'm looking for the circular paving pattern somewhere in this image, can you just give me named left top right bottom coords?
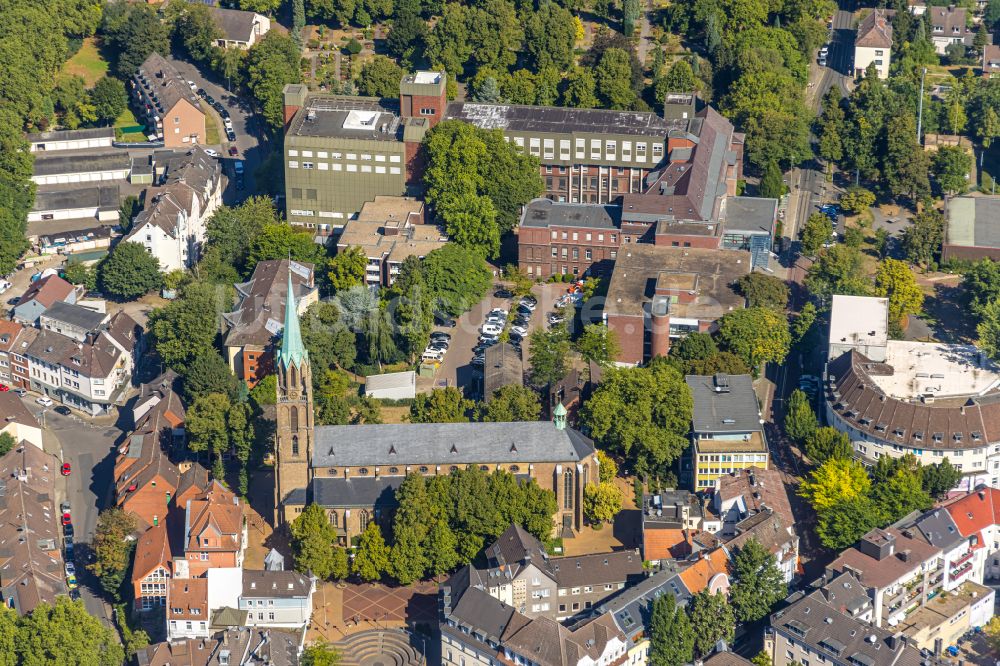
left=335, top=629, right=426, bottom=666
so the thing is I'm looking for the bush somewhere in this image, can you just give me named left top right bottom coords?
left=345, top=39, right=362, bottom=55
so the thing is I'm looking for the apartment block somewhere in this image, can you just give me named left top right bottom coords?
left=854, top=9, right=893, bottom=79
left=131, top=53, right=206, bottom=147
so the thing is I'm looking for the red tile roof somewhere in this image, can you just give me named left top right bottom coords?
left=945, top=487, right=1000, bottom=537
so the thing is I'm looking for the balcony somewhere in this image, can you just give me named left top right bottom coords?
left=951, top=561, right=973, bottom=579
left=951, top=551, right=974, bottom=569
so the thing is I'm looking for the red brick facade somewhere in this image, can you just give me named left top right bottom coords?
left=518, top=223, right=623, bottom=279
left=539, top=165, right=651, bottom=204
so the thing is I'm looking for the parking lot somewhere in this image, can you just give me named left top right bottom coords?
left=427, top=282, right=585, bottom=396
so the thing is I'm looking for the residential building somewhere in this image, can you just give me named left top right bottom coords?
left=0, top=392, right=42, bottom=449
left=208, top=7, right=271, bottom=49
left=336, top=197, right=444, bottom=285
left=274, top=277, right=600, bottom=535
left=0, top=445, right=68, bottom=614
left=39, top=301, right=108, bottom=342
left=927, top=6, right=974, bottom=55
left=124, top=147, right=223, bottom=271
left=131, top=52, right=207, bottom=147
left=31, top=150, right=132, bottom=186
left=239, top=570, right=315, bottom=629
left=0, top=321, right=24, bottom=387
left=677, top=547, right=732, bottom=597
left=944, top=486, right=1000, bottom=583
left=26, top=127, right=114, bottom=152
left=826, top=527, right=943, bottom=627
left=892, top=580, right=993, bottom=652
left=167, top=578, right=210, bottom=640
left=828, top=294, right=890, bottom=362
left=7, top=327, right=38, bottom=390
left=641, top=490, right=719, bottom=562
left=12, top=274, right=78, bottom=324
left=767, top=575, right=926, bottom=666
left=854, top=9, right=893, bottom=79
left=136, top=627, right=303, bottom=666
left=942, top=195, right=1000, bottom=262
left=604, top=245, right=751, bottom=364
left=183, top=480, right=247, bottom=577
left=686, top=374, right=768, bottom=491
left=824, top=297, right=1000, bottom=491
left=984, top=44, right=1000, bottom=79
left=222, top=259, right=318, bottom=387
left=114, top=427, right=183, bottom=531
left=133, top=522, right=173, bottom=611
left=29, top=184, right=120, bottom=223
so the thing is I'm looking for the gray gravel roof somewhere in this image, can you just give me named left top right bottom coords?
left=312, top=422, right=594, bottom=467
left=685, top=374, right=762, bottom=434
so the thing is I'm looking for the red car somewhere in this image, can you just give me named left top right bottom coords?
left=228, top=147, right=239, bottom=157
left=61, top=512, right=71, bottom=526
left=61, top=463, right=71, bottom=476
left=0, top=384, right=8, bottom=392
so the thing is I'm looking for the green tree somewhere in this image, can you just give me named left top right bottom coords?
left=933, top=145, right=972, bottom=194
left=735, top=273, right=789, bottom=310
left=248, top=223, right=327, bottom=268
left=148, top=281, right=228, bottom=372
left=575, top=324, right=621, bottom=366
left=816, top=496, right=882, bottom=550
left=205, top=196, right=280, bottom=275
left=978, top=299, right=1000, bottom=362
left=173, top=1, right=222, bottom=64
left=356, top=56, right=404, bottom=98
left=875, top=258, right=923, bottom=335
left=523, top=3, right=576, bottom=72
left=817, top=89, right=845, bottom=165
left=759, top=161, right=784, bottom=199
left=328, top=246, right=367, bottom=291
left=580, top=360, right=693, bottom=476
left=182, top=350, right=240, bottom=402
left=751, top=651, right=772, bottom=666
left=871, top=463, right=932, bottom=523
left=437, top=191, right=500, bottom=258
left=186, top=393, right=232, bottom=479
left=800, top=212, right=833, bottom=256
left=804, top=427, right=852, bottom=464
left=422, top=244, right=492, bottom=316
left=390, top=523, right=428, bottom=585
left=791, top=302, right=817, bottom=345
left=0, top=433, right=14, bottom=458
left=291, top=504, right=348, bottom=579
left=244, top=32, right=302, bottom=130
left=102, top=3, right=170, bottom=78
left=561, top=68, right=598, bottom=108
left=729, top=538, right=787, bottom=622
left=480, top=385, right=541, bottom=422
left=839, top=187, right=875, bottom=215
left=882, top=112, right=930, bottom=200
left=89, top=76, right=128, bottom=125
left=353, top=522, right=390, bottom=582
left=804, top=245, right=872, bottom=300
left=799, top=458, right=871, bottom=513
left=302, top=642, right=342, bottom=666
left=386, top=256, right=434, bottom=360
left=648, top=593, right=694, bottom=666
left=687, top=590, right=736, bottom=658
left=672, top=332, right=717, bottom=361
left=527, top=326, right=570, bottom=387
left=99, top=241, right=163, bottom=300
left=784, top=389, right=818, bottom=442
left=15, top=597, right=124, bottom=666
left=301, top=301, right=357, bottom=375
left=596, top=48, right=636, bottom=109
left=584, top=481, right=622, bottom=524
left=62, top=261, right=97, bottom=291
left=903, top=208, right=944, bottom=268
left=424, top=519, right=460, bottom=578
left=717, top=307, right=791, bottom=370
left=88, top=508, right=137, bottom=601
left=410, top=387, right=473, bottom=423
left=922, top=458, right=962, bottom=498
left=385, top=11, right=427, bottom=66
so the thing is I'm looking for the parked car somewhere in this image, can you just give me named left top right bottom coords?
left=197, top=88, right=206, bottom=98
left=481, top=323, right=503, bottom=337
left=65, top=563, right=75, bottom=579
left=54, top=406, right=71, bottom=416
left=60, top=501, right=70, bottom=513
left=64, top=523, right=73, bottom=538
left=471, top=355, right=485, bottom=367
left=0, top=280, right=10, bottom=294
left=518, top=297, right=537, bottom=311
left=434, top=312, right=457, bottom=327
left=13, top=388, right=26, bottom=397
left=203, top=148, right=219, bottom=158
left=428, top=341, right=449, bottom=352
left=430, top=332, right=452, bottom=342
left=187, top=81, right=197, bottom=91
left=493, top=288, right=514, bottom=299
left=228, top=146, right=239, bottom=157
left=36, top=396, right=53, bottom=407
left=0, top=384, right=8, bottom=392
left=226, top=129, right=237, bottom=142
left=61, top=462, right=71, bottom=476
left=66, top=574, right=78, bottom=590
left=819, top=45, right=829, bottom=57
left=421, top=349, right=444, bottom=362
left=509, top=331, right=524, bottom=344
left=511, top=325, right=528, bottom=337
left=61, top=512, right=71, bottom=526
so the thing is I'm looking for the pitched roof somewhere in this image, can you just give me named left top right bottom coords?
left=168, top=577, right=208, bottom=620
left=103, top=310, right=142, bottom=354
left=40, top=300, right=107, bottom=332
left=223, top=259, right=315, bottom=348
left=716, top=467, right=795, bottom=528
left=185, top=481, right=243, bottom=553
left=208, top=7, right=260, bottom=42
left=0, top=320, right=24, bottom=353
left=944, top=487, right=1000, bottom=537
left=137, top=52, right=203, bottom=113
left=277, top=272, right=307, bottom=369
left=0, top=392, right=39, bottom=430
left=126, top=147, right=220, bottom=241
left=16, top=275, right=74, bottom=309
left=133, top=522, right=172, bottom=581
left=678, top=548, right=730, bottom=595
left=856, top=9, right=893, bottom=49
left=828, top=527, right=941, bottom=590
left=726, top=510, right=796, bottom=561
left=241, top=570, right=312, bottom=598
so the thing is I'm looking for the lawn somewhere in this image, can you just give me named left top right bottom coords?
left=114, top=107, right=148, bottom=142
left=61, top=38, right=109, bottom=87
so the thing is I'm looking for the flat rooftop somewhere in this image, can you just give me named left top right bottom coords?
left=520, top=198, right=620, bottom=230
left=32, top=151, right=131, bottom=177
left=894, top=581, right=991, bottom=635
left=946, top=196, right=1000, bottom=249
left=32, top=184, right=120, bottom=212
left=870, top=340, right=1000, bottom=400
left=829, top=295, right=889, bottom=350
left=723, top=196, right=777, bottom=235
left=287, top=96, right=402, bottom=141
left=695, top=433, right=767, bottom=453
left=446, top=102, right=683, bottom=137
left=604, top=244, right=750, bottom=320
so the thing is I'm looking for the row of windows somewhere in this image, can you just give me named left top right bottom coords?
left=551, top=230, right=617, bottom=243
left=698, top=454, right=767, bottom=463
left=508, top=137, right=664, bottom=163
left=288, top=150, right=402, bottom=163
left=323, top=464, right=525, bottom=476
left=525, top=264, right=585, bottom=277
left=288, top=161, right=401, bottom=175
left=550, top=247, right=593, bottom=261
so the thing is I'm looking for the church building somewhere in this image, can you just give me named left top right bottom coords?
left=273, top=279, right=600, bottom=541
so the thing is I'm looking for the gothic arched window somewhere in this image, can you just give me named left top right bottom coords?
left=290, top=406, right=299, bottom=431
left=563, top=471, right=574, bottom=509
left=291, top=435, right=299, bottom=456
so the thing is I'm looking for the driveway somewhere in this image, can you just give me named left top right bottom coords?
left=164, top=53, right=266, bottom=201
left=21, top=396, right=124, bottom=627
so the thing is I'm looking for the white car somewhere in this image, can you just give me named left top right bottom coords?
left=819, top=45, right=829, bottom=57
left=203, top=148, right=219, bottom=158
left=518, top=299, right=536, bottom=311
left=511, top=325, right=528, bottom=337
left=187, top=80, right=197, bottom=91
left=224, top=117, right=234, bottom=129
left=0, top=280, right=10, bottom=295
left=421, top=350, right=444, bottom=362
left=481, top=323, right=503, bottom=336
left=36, top=396, right=53, bottom=407
left=65, top=562, right=76, bottom=577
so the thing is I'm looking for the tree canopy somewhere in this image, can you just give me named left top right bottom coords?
left=99, top=241, right=163, bottom=300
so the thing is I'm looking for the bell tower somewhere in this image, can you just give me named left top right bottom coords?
left=274, top=270, right=313, bottom=525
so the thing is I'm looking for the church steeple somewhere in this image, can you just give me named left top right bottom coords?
left=279, top=271, right=307, bottom=369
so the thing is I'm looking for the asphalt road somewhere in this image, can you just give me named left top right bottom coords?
left=164, top=53, right=267, bottom=202
left=816, top=7, right=856, bottom=102
left=22, top=397, right=123, bottom=627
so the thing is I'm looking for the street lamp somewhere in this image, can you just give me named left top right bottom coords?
left=917, top=67, right=928, bottom=141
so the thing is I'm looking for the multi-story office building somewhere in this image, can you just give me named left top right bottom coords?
left=131, top=53, right=206, bottom=148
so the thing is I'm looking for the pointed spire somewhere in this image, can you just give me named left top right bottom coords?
left=278, top=268, right=307, bottom=369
